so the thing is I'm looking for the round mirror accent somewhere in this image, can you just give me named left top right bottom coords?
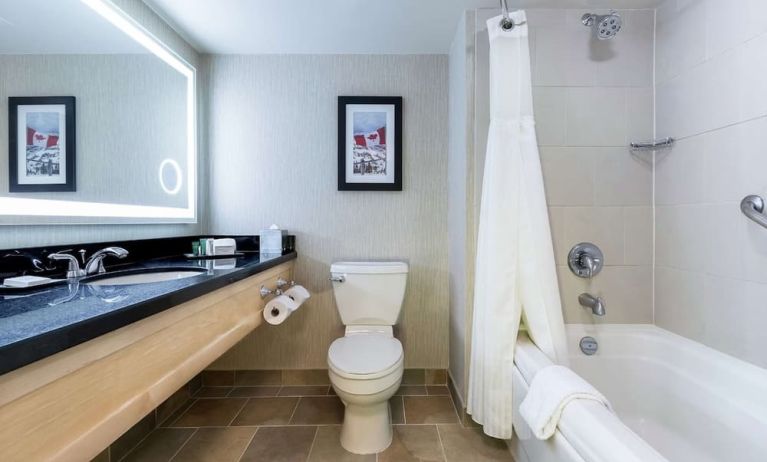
left=158, top=159, right=182, bottom=195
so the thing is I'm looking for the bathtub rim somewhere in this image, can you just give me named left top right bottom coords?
left=514, top=332, right=668, bottom=462
left=565, top=323, right=767, bottom=423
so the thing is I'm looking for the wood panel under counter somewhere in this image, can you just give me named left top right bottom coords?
left=0, top=260, right=294, bottom=462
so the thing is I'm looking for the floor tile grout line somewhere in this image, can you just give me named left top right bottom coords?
left=446, top=393, right=461, bottom=424
left=304, top=425, right=320, bottom=462
left=167, top=427, right=198, bottom=462
left=401, top=396, right=407, bottom=425
left=165, top=398, right=198, bottom=427
left=287, top=396, right=302, bottom=424
left=168, top=422, right=451, bottom=428
left=227, top=398, right=253, bottom=427
left=234, top=426, right=259, bottom=462
left=116, top=421, right=159, bottom=462
left=435, top=424, right=449, bottom=462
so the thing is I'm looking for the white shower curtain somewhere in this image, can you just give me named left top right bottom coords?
left=467, top=10, right=569, bottom=440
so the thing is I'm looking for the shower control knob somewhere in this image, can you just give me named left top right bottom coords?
left=568, top=243, right=604, bottom=279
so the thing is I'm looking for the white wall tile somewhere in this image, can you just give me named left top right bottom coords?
left=699, top=48, right=742, bottom=134
left=562, top=206, right=625, bottom=266
left=656, top=0, right=707, bottom=83
left=702, top=203, right=743, bottom=279
left=655, top=134, right=706, bottom=205
left=533, top=86, right=567, bottom=146
left=594, top=147, right=653, bottom=206
left=594, top=20, right=655, bottom=88
left=701, top=124, right=748, bottom=204
left=566, top=87, right=628, bottom=146
left=655, top=205, right=708, bottom=271
left=626, top=87, right=654, bottom=142
left=740, top=208, right=767, bottom=285
left=559, top=265, right=653, bottom=323
left=655, top=266, right=707, bottom=339
left=548, top=206, right=566, bottom=265
left=705, top=0, right=767, bottom=59
left=702, top=275, right=767, bottom=369
left=540, top=147, right=594, bottom=206
left=525, top=9, right=567, bottom=28
left=532, top=26, right=575, bottom=87
left=624, top=206, right=653, bottom=266
left=738, top=32, right=767, bottom=122
left=655, top=0, right=767, bottom=370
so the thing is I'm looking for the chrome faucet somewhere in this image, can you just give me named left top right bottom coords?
left=48, top=251, right=86, bottom=279
left=84, top=247, right=128, bottom=275
left=48, top=247, right=128, bottom=278
left=579, top=293, right=605, bottom=316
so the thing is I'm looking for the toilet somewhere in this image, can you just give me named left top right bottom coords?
left=328, top=261, right=408, bottom=455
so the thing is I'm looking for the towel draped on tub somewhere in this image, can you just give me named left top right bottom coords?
left=519, top=365, right=612, bottom=440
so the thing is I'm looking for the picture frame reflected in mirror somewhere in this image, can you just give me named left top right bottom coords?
left=8, top=96, right=76, bottom=193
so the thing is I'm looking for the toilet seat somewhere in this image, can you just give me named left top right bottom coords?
left=328, top=333, right=403, bottom=380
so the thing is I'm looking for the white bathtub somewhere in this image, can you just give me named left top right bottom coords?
left=510, top=324, right=767, bottom=462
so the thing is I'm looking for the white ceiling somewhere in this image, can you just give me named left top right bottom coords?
left=144, top=0, right=664, bottom=55
left=0, top=0, right=146, bottom=54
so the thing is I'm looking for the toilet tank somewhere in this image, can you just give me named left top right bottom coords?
left=330, top=261, right=409, bottom=326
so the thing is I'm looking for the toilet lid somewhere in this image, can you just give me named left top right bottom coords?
left=328, top=334, right=403, bottom=377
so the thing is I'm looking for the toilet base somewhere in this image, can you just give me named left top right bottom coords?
left=340, top=400, right=393, bottom=455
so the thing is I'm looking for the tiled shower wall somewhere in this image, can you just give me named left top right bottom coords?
left=655, top=0, right=767, bottom=369
left=448, top=8, right=655, bottom=402
left=476, top=8, right=656, bottom=324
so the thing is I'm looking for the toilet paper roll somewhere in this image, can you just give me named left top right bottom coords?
left=264, top=294, right=300, bottom=325
left=284, top=285, right=311, bottom=305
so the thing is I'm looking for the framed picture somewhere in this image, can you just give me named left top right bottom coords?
left=8, top=96, right=76, bottom=192
left=338, top=96, right=402, bottom=191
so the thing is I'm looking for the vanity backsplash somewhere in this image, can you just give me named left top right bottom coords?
left=0, top=235, right=296, bottom=281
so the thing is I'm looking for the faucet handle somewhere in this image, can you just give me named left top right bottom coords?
left=48, top=251, right=85, bottom=278
left=568, top=243, right=604, bottom=279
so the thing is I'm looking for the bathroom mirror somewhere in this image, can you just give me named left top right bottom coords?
left=0, top=0, right=196, bottom=224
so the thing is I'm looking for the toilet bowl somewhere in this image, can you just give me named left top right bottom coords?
left=328, top=261, right=408, bottom=454
left=328, top=331, right=404, bottom=454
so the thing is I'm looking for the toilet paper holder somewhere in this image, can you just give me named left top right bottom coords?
left=260, top=278, right=298, bottom=298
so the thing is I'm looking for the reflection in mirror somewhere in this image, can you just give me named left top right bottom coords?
left=0, top=0, right=196, bottom=223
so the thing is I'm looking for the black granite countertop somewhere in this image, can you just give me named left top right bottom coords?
left=0, top=251, right=296, bottom=375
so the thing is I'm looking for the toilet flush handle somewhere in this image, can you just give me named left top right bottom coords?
left=329, top=274, right=346, bottom=283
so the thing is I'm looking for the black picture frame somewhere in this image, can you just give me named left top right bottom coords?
left=338, top=96, right=402, bottom=191
left=9, top=96, right=76, bottom=192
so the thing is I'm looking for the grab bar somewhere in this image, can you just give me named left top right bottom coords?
left=741, top=195, right=767, bottom=229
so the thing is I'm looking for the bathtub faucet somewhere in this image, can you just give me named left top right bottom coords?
left=578, top=293, right=605, bottom=316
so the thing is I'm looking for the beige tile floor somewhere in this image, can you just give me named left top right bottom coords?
left=118, top=385, right=514, bottom=461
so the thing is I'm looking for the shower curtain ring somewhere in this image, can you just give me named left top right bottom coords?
left=500, top=0, right=514, bottom=30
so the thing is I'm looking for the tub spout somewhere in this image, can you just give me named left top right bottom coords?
left=579, top=293, right=605, bottom=316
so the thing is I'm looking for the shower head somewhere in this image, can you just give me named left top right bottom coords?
left=581, top=11, right=622, bottom=40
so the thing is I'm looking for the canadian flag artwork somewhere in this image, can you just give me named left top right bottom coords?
left=27, top=127, right=59, bottom=149
left=352, top=111, right=388, bottom=176
left=23, top=111, right=62, bottom=178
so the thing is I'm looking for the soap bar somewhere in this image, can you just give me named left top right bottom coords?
left=3, top=275, right=53, bottom=288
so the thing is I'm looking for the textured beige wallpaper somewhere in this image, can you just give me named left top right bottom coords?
left=205, top=55, right=449, bottom=369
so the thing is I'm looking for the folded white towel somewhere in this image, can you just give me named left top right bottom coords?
left=519, top=365, right=612, bottom=440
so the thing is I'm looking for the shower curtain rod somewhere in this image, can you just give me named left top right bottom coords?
left=499, top=0, right=524, bottom=31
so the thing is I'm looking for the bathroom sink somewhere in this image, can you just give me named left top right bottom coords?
left=82, top=267, right=207, bottom=286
